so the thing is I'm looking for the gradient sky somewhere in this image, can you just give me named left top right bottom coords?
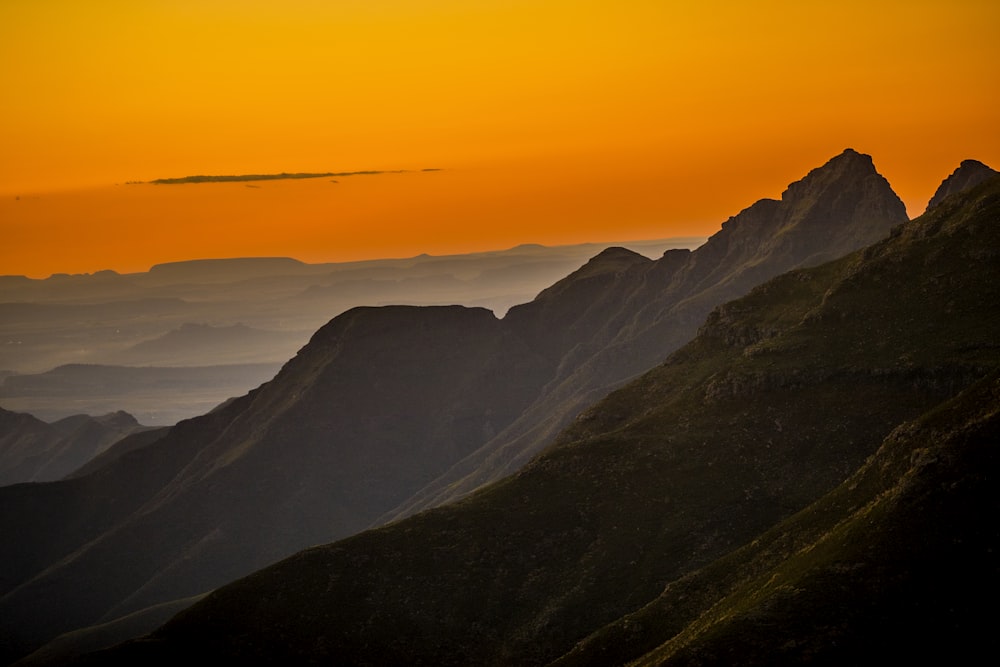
left=2, top=0, right=998, bottom=277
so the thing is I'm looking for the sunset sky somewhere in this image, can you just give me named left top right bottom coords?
left=2, top=0, right=998, bottom=278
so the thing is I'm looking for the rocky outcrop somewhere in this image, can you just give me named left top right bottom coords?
left=927, top=159, right=998, bottom=210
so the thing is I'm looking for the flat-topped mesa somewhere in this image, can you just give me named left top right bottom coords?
left=927, top=159, right=999, bottom=211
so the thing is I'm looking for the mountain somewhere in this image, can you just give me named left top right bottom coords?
left=0, top=307, right=551, bottom=662
left=113, top=323, right=303, bottom=367
left=0, top=150, right=912, bottom=662
left=93, top=173, right=1000, bottom=666
left=1, top=239, right=695, bottom=424
left=388, top=147, right=909, bottom=520
left=0, top=408, right=147, bottom=486
left=926, top=158, right=997, bottom=210
left=0, top=364, right=283, bottom=425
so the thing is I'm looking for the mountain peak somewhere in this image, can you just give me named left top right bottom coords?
left=780, top=149, right=877, bottom=203
left=927, top=159, right=998, bottom=210
left=561, top=246, right=650, bottom=282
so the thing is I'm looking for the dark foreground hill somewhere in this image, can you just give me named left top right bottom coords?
left=0, top=150, right=910, bottom=662
left=89, top=176, right=1000, bottom=665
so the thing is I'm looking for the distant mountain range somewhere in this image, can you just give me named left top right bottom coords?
left=0, top=238, right=698, bottom=424
left=0, top=408, right=151, bottom=486
left=1, top=152, right=997, bottom=665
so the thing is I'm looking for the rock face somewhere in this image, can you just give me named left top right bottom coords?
left=927, top=158, right=998, bottom=210
left=105, top=174, right=1000, bottom=667
left=0, top=151, right=912, bottom=662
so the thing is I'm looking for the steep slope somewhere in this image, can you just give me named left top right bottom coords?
left=557, top=372, right=1000, bottom=666
left=0, top=150, right=910, bottom=661
left=0, top=409, right=147, bottom=486
left=0, top=306, right=551, bottom=662
left=926, top=158, right=997, bottom=210
left=97, top=176, right=1000, bottom=665
left=389, top=147, right=908, bottom=519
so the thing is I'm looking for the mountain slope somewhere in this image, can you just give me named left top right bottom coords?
left=0, top=306, right=551, bottom=661
left=0, top=150, right=913, bottom=662
left=96, top=175, right=1000, bottom=665
left=926, top=158, right=997, bottom=210
left=0, top=409, right=146, bottom=486
left=389, top=147, right=908, bottom=520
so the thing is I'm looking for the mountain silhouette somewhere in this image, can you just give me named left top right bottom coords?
left=0, top=151, right=931, bottom=662
left=926, top=158, right=997, bottom=210
left=92, top=173, right=1000, bottom=666
left=389, top=147, right=909, bottom=519
left=0, top=408, right=147, bottom=486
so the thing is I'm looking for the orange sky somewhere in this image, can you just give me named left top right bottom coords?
left=2, top=0, right=998, bottom=278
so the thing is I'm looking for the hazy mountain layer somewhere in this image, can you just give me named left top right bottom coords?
left=97, top=174, right=1000, bottom=666
left=0, top=239, right=694, bottom=374
left=0, top=409, right=147, bottom=486
left=0, top=364, right=283, bottom=425
left=0, top=240, right=695, bottom=424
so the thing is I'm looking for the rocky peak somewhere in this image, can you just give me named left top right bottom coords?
left=927, top=159, right=998, bottom=211
left=780, top=148, right=878, bottom=203
left=576, top=246, right=650, bottom=275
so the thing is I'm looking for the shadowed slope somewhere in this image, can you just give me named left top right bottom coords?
left=0, top=306, right=550, bottom=662
left=0, top=409, right=147, bottom=486
left=0, top=151, right=919, bottom=662
left=555, top=372, right=1000, bottom=667
left=98, top=177, right=1000, bottom=666
left=389, top=148, right=908, bottom=520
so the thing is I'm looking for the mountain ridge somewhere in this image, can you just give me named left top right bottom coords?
left=96, top=173, right=1000, bottom=666
left=926, top=158, right=997, bottom=210
left=0, top=151, right=958, bottom=663
left=0, top=408, right=148, bottom=486
left=385, top=147, right=908, bottom=521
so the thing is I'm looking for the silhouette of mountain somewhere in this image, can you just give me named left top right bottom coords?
left=388, top=148, right=909, bottom=519
left=0, top=151, right=945, bottom=662
left=0, top=408, right=147, bottom=486
left=926, top=158, right=997, bottom=210
left=91, top=174, right=1000, bottom=666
